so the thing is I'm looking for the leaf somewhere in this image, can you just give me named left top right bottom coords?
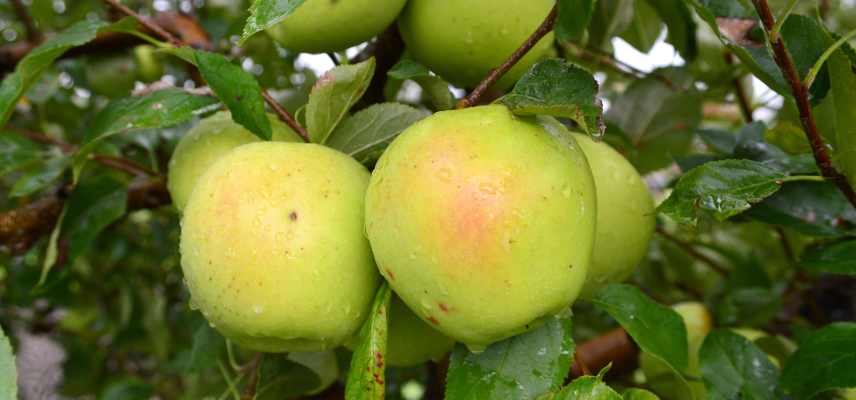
left=0, top=134, right=44, bottom=177
left=345, top=282, right=390, bottom=400
left=780, top=323, right=856, bottom=399
left=800, top=240, right=856, bottom=275
left=0, top=325, right=16, bottom=400
left=622, top=388, right=660, bottom=400
left=592, top=284, right=688, bottom=373
left=445, top=314, right=575, bottom=400
left=746, top=181, right=856, bottom=237
left=74, top=89, right=219, bottom=180
left=658, top=159, right=789, bottom=225
left=194, top=50, right=272, bottom=140
left=240, top=0, right=307, bottom=44
left=325, top=103, right=429, bottom=164
left=553, top=374, right=622, bottom=400
left=501, top=59, right=603, bottom=136
left=587, top=0, right=635, bottom=49
left=101, top=379, right=154, bottom=400
left=256, top=355, right=323, bottom=400
left=387, top=58, right=454, bottom=111
left=0, top=18, right=135, bottom=125
left=644, top=0, right=697, bottom=60
left=699, top=330, right=781, bottom=400
left=826, top=46, right=856, bottom=191
left=9, top=155, right=69, bottom=198
left=306, top=58, right=376, bottom=144
left=59, top=175, right=128, bottom=265
left=620, top=0, right=663, bottom=53
left=555, top=0, right=596, bottom=43
left=185, top=322, right=225, bottom=373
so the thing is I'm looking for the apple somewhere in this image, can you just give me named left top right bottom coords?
left=364, top=105, right=597, bottom=351
left=388, top=295, right=456, bottom=367
left=398, top=0, right=555, bottom=89
left=267, top=0, right=407, bottom=53
left=86, top=54, right=138, bottom=97
left=573, top=134, right=655, bottom=298
left=640, top=302, right=713, bottom=400
left=180, top=142, right=379, bottom=352
left=167, top=111, right=301, bottom=212
left=133, top=45, right=164, bottom=82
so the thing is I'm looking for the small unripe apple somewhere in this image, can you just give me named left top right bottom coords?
left=365, top=105, right=597, bottom=351
left=398, top=0, right=555, bottom=89
left=574, top=134, right=655, bottom=298
left=180, top=142, right=379, bottom=352
left=388, top=295, right=456, bottom=367
left=86, top=54, right=138, bottom=97
left=167, top=111, right=301, bottom=212
left=640, top=302, right=712, bottom=400
left=133, top=45, right=164, bottom=82
left=267, top=0, right=407, bottom=53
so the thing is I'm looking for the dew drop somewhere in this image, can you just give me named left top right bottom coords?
left=253, top=305, right=264, bottom=314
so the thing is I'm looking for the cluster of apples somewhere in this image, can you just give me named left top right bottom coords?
left=168, top=0, right=655, bottom=367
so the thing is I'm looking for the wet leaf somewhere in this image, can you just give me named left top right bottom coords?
left=325, top=102, right=429, bottom=164
left=780, top=323, right=856, bottom=399
left=345, top=282, right=390, bottom=400
left=800, top=240, right=856, bottom=275
left=699, top=330, right=781, bottom=400
left=241, top=0, right=307, bottom=44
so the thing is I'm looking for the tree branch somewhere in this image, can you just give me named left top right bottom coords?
left=656, top=227, right=729, bottom=276
left=570, top=328, right=638, bottom=378
left=751, top=0, right=856, bottom=209
left=725, top=53, right=754, bottom=122
left=240, top=353, right=264, bottom=400
left=262, top=90, right=310, bottom=142
left=10, top=0, right=41, bottom=43
left=102, top=0, right=181, bottom=46
left=456, top=5, right=558, bottom=108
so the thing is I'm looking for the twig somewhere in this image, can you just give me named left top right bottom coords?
left=102, top=0, right=181, bottom=46
left=262, top=91, right=310, bottom=142
left=9, top=127, right=75, bottom=152
left=751, top=0, right=856, bottom=209
left=456, top=5, right=558, bottom=108
left=240, top=353, right=264, bottom=400
left=656, top=227, right=729, bottom=276
left=565, top=42, right=676, bottom=89
left=725, top=53, right=754, bottom=122
left=774, top=227, right=796, bottom=266
left=570, top=328, right=637, bottom=379
left=92, top=155, right=157, bottom=177
left=10, top=0, right=41, bottom=43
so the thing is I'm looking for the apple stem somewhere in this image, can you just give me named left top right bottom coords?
left=455, top=5, right=558, bottom=109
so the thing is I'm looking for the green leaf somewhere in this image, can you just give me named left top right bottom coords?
left=74, top=89, right=219, bottom=180
left=256, top=355, right=324, bottom=400
left=0, top=134, right=44, bottom=177
left=800, top=240, right=856, bottom=275
left=699, top=330, right=781, bottom=400
left=240, top=0, right=307, bottom=44
left=325, top=103, right=429, bottom=164
left=780, top=323, right=856, bottom=399
left=101, top=378, right=154, bottom=400
left=644, top=0, right=697, bottom=60
left=658, top=159, right=789, bottom=225
left=501, top=59, right=603, bottom=136
left=0, top=18, right=135, bottom=125
left=185, top=322, right=225, bottom=373
left=746, top=181, right=856, bottom=237
left=555, top=0, right=596, bottom=43
left=623, top=388, right=660, bottom=400
left=195, top=50, right=272, bottom=140
left=10, top=155, right=69, bottom=198
left=826, top=46, right=856, bottom=191
left=587, top=0, right=635, bottom=49
left=59, top=175, right=128, bottom=265
left=345, top=282, right=390, bottom=400
left=592, top=284, right=688, bottom=372
left=553, top=374, right=622, bottom=400
left=0, top=325, right=16, bottom=400
left=445, top=314, right=575, bottom=400
left=306, top=58, right=376, bottom=144
left=388, top=58, right=454, bottom=111
left=620, top=0, right=663, bottom=53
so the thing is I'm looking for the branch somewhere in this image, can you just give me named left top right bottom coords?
left=456, top=5, right=558, bottom=108
left=725, top=53, right=754, bottom=122
left=656, top=227, right=729, bottom=276
left=570, top=328, right=638, bottom=378
left=91, top=155, right=157, bottom=177
left=750, top=0, right=856, bottom=209
left=240, top=353, right=264, bottom=400
left=353, top=25, right=405, bottom=110
left=102, top=0, right=181, bottom=46
left=10, top=0, right=41, bottom=43
left=262, top=91, right=310, bottom=142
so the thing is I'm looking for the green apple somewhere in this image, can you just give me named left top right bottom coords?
left=365, top=105, right=597, bottom=351
left=388, top=295, right=456, bottom=367
left=640, top=302, right=713, bottom=400
left=180, top=142, right=379, bottom=352
left=133, top=45, right=164, bottom=82
left=167, top=111, right=301, bottom=212
left=86, top=54, right=138, bottom=97
left=398, top=0, right=555, bottom=89
left=574, top=134, right=655, bottom=298
left=267, top=0, right=407, bottom=53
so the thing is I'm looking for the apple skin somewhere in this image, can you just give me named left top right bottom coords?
left=167, top=111, right=301, bottom=212
left=573, top=134, right=655, bottom=298
left=640, top=302, right=712, bottom=400
left=267, top=0, right=407, bottom=53
left=180, top=142, right=379, bottom=352
left=388, top=295, right=456, bottom=367
left=398, top=0, right=555, bottom=89
left=364, top=105, right=597, bottom=351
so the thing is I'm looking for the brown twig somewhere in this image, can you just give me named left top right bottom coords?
left=91, top=155, right=157, bottom=177
left=10, top=0, right=41, bottom=43
left=240, top=353, right=264, bottom=400
left=751, top=0, right=856, bottom=209
left=102, top=0, right=181, bottom=46
left=456, top=5, right=558, bottom=108
left=774, top=227, right=796, bottom=266
left=656, top=227, right=729, bottom=276
left=353, top=25, right=405, bottom=110
left=262, top=90, right=310, bottom=142
left=725, top=53, right=754, bottom=122
left=570, top=328, right=638, bottom=379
